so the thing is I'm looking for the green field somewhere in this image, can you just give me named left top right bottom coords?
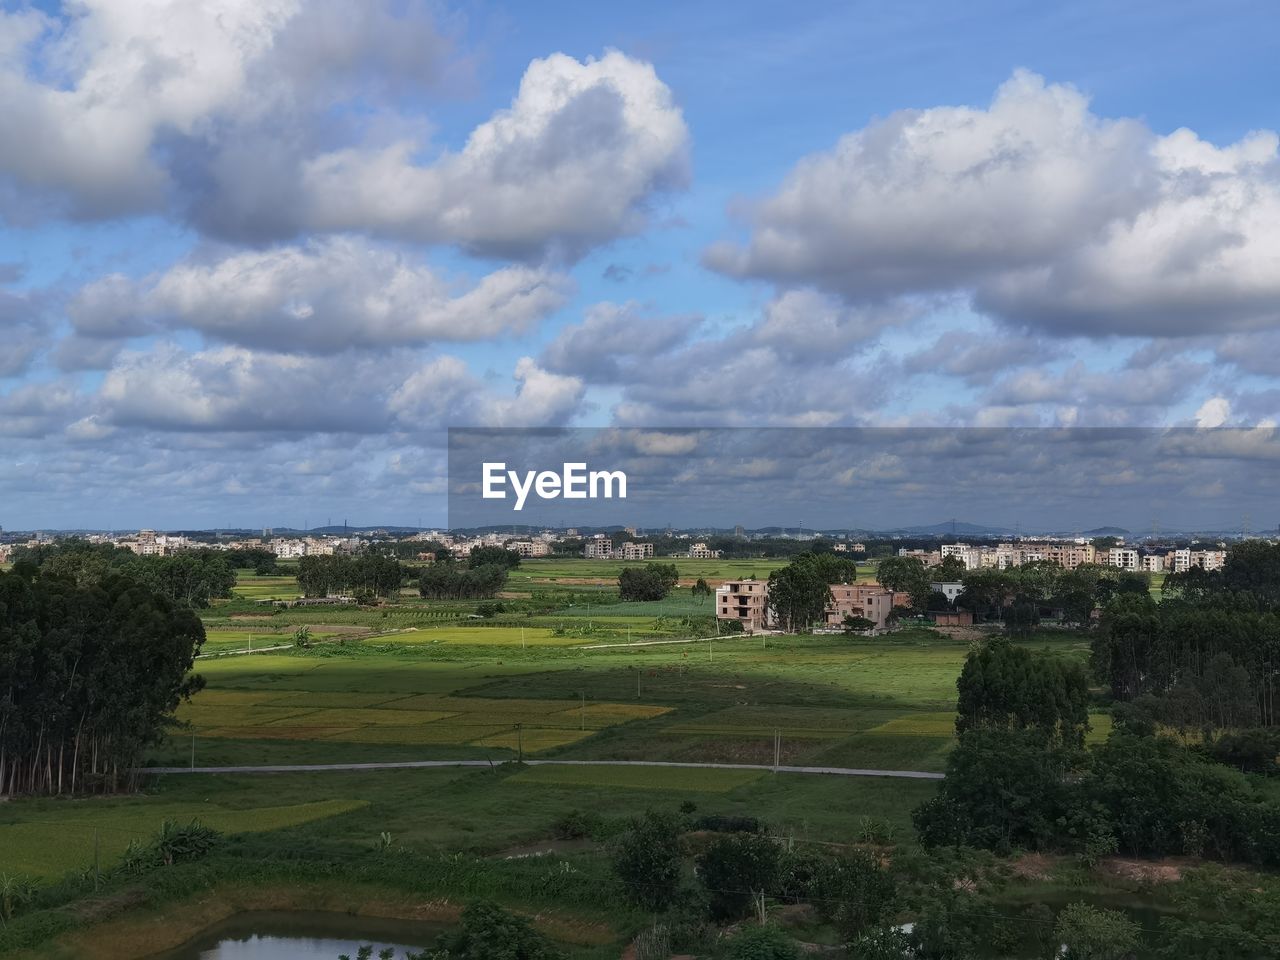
left=1, top=556, right=1139, bottom=959
left=231, top=571, right=304, bottom=600
left=1, top=798, right=366, bottom=879
left=3, top=624, right=1024, bottom=885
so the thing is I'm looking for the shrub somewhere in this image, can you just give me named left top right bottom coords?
left=697, top=833, right=780, bottom=922
left=1055, top=902, right=1141, bottom=960
left=812, top=851, right=896, bottom=942
left=425, top=900, right=563, bottom=959
left=725, top=923, right=800, bottom=960
left=551, top=809, right=600, bottom=840
left=119, top=819, right=223, bottom=875
left=611, top=811, right=685, bottom=912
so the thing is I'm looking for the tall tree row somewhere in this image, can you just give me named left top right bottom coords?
left=296, top=553, right=405, bottom=598
left=0, top=566, right=206, bottom=796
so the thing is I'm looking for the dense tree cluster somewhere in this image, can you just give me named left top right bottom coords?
left=12, top=540, right=237, bottom=608
left=222, top=547, right=278, bottom=575
left=953, top=562, right=1148, bottom=624
left=467, top=546, right=522, bottom=570
left=0, top=565, right=205, bottom=796
left=955, top=640, right=1089, bottom=746
left=916, top=728, right=1280, bottom=866
left=296, top=553, right=404, bottom=599
left=617, top=563, right=679, bottom=601
left=1093, top=592, right=1280, bottom=728
left=418, top=561, right=509, bottom=600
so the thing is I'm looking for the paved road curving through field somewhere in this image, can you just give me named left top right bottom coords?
left=142, top=758, right=943, bottom=779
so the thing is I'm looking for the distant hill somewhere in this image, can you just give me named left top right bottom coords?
left=891, top=521, right=1017, bottom=537
left=1083, top=526, right=1131, bottom=537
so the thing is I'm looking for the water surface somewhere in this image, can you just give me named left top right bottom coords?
left=150, top=910, right=452, bottom=960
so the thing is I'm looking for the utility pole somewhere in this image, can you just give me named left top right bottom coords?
left=773, top=729, right=780, bottom=772
left=190, top=732, right=195, bottom=771
left=517, top=723, right=523, bottom=763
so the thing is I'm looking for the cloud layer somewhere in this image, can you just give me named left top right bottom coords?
left=707, top=70, right=1280, bottom=338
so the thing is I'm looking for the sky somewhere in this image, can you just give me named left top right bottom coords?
left=1, top=0, right=1279, bottom=531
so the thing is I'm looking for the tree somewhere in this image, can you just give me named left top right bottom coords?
left=913, top=728, right=1083, bottom=853
left=468, top=546, right=522, bottom=571
left=618, top=563, right=679, bottom=601
left=697, top=833, right=780, bottom=921
left=767, top=564, right=831, bottom=632
left=419, top=561, right=508, bottom=600
left=611, top=811, right=684, bottom=911
left=811, top=851, right=896, bottom=942
left=956, top=569, right=1013, bottom=621
left=0, top=566, right=205, bottom=796
left=875, top=556, right=930, bottom=610
left=1002, top=595, right=1040, bottom=638
left=692, top=578, right=712, bottom=602
left=934, top=555, right=967, bottom=582
left=926, top=590, right=952, bottom=612
left=842, top=614, right=875, bottom=635
left=955, top=640, right=1090, bottom=747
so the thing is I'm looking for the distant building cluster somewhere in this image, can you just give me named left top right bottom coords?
left=900, top=540, right=1227, bottom=574
left=581, top=537, right=655, bottom=560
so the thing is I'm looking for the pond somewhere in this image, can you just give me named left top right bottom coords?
left=149, top=911, right=454, bottom=960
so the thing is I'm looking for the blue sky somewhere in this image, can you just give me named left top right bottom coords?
left=1, top=1, right=1279, bottom=530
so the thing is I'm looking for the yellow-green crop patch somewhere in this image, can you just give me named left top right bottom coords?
left=384, top=626, right=590, bottom=646
left=206, top=724, right=360, bottom=740
left=262, top=707, right=459, bottom=727
left=870, top=712, right=957, bottom=737
left=321, top=723, right=512, bottom=745
left=508, top=764, right=766, bottom=792
left=473, top=728, right=592, bottom=752
left=260, top=691, right=413, bottom=708
left=665, top=705, right=866, bottom=739
left=545, top=703, right=672, bottom=727
left=0, top=798, right=366, bottom=879
left=176, top=704, right=319, bottom=728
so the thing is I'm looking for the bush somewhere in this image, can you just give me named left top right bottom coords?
left=725, top=923, right=800, bottom=960
left=1055, top=902, right=1140, bottom=960
left=428, top=900, right=563, bottom=959
left=611, top=811, right=685, bottom=912
left=811, top=851, right=896, bottom=942
left=695, top=814, right=761, bottom=834
left=551, top=809, right=600, bottom=840
left=119, top=819, right=223, bottom=874
left=697, top=833, right=780, bottom=921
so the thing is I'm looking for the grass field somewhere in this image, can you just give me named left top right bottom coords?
left=231, top=573, right=303, bottom=600
left=0, top=798, right=366, bottom=878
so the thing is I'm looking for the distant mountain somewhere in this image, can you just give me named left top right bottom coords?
left=1082, top=526, right=1131, bottom=536
left=891, top=521, right=1017, bottom=536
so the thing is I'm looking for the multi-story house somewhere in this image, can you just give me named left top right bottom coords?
left=619, top=542, right=654, bottom=560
